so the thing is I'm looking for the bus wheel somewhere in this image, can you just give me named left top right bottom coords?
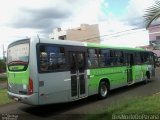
left=98, top=81, right=109, bottom=99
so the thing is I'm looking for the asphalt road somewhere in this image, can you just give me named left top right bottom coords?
left=0, top=68, right=160, bottom=120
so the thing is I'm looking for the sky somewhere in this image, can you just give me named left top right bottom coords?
left=101, top=0, right=129, bottom=17
left=0, top=0, right=156, bottom=58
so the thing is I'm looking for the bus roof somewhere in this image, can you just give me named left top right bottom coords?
left=39, top=38, right=147, bottom=52
left=38, top=38, right=85, bottom=47
left=86, top=42, right=147, bottom=51
left=9, top=37, right=148, bottom=52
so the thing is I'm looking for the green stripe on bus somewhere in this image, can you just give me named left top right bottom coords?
left=87, top=43, right=145, bottom=51
left=8, top=67, right=29, bottom=85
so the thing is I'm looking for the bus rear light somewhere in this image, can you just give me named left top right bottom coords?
left=28, top=78, right=33, bottom=95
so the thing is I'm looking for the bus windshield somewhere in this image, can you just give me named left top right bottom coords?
left=7, top=42, right=29, bottom=70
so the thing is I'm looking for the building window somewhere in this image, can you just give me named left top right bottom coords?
left=59, top=35, right=66, bottom=40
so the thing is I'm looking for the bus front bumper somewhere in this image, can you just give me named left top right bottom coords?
left=7, top=91, right=39, bottom=105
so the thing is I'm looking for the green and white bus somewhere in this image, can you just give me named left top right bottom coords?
left=7, top=37, right=156, bottom=105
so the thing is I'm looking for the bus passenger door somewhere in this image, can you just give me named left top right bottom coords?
left=69, top=51, right=86, bottom=100
left=126, top=53, right=134, bottom=84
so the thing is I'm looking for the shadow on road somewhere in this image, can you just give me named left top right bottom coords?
left=19, top=80, right=153, bottom=118
left=20, top=95, right=98, bottom=117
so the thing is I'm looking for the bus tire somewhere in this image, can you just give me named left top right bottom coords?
left=98, top=81, right=109, bottom=99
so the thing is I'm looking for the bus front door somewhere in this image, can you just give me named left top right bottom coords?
left=69, top=52, right=86, bottom=100
left=126, top=53, right=134, bottom=84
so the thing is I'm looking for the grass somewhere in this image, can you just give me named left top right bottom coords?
left=0, top=77, right=7, bottom=82
left=0, top=89, right=13, bottom=105
left=86, top=95, right=160, bottom=120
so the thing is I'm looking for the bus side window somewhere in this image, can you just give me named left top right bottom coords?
left=143, top=52, right=149, bottom=64
left=40, top=52, right=49, bottom=71
left=88, top=49, right=98, bottom=68
left=99, top=49, right=110, bottom=67
left=99, top=49, right=105, bottom=67
left=39, top=45, right=66, bottom=72
left=115, top=51, right=124, bottom=66
left=110, top=50, right=116, bottom=66
left=135, top=52, right=141, bottom=65
left=57, top=47, right=66, bottom=69
left=123, top=53, right=128, bottom=66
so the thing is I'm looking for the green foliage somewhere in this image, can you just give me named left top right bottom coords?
left=0, top=78, right=7, bottom=81
left=144, top=0, right=160, bottom=28
left=0, top=59, right=6, bottom=72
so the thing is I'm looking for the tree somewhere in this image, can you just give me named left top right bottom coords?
left=144, top=0, right=160, bottom=28
left=0, top=59, right=6, bottom=73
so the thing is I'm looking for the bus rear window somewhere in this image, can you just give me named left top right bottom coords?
left=7, top=43, right=29, bottom=71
